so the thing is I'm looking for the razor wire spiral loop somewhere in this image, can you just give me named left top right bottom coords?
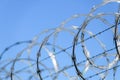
left=0, top=1, right=120, bottom=80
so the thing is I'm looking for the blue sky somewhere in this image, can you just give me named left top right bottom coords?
left=0, top=0, right=120, bottom=80
left=0, top=0, right=117, bottom=48
left=0, top=0, right=101, bottom=48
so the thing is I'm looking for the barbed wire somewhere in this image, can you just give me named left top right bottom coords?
left=0, top=23, right=119, bottom=80
left=0, top=0, right=120, bottom=80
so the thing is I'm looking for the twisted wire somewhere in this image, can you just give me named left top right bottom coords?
left=0, top=1, right=120, bottom=80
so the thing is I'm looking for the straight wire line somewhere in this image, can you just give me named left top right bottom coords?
left=0, top=23, right=118, bottom=62
left=3, top=46, right=117, bottom=80
left=40, top=23, right=119, bottom=62
left=0, top=40, right=32, bottom=60
left=85, top=64, right=120, bottom=80
left=42, top=46, right=119, bottom=79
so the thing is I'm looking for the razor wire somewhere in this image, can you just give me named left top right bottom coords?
left=0, top=0, right=120, bottom=80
